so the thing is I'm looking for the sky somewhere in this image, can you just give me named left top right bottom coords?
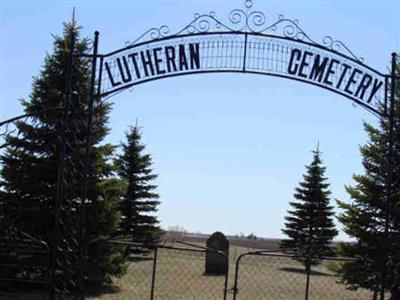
left=1, top=0, right=399, bottom=241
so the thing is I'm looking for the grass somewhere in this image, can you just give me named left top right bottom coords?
left=87, top=245, right=375, bottom=300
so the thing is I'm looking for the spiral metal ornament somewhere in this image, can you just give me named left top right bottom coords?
left=124, top=0, right=362, bottom=65
left=247, top=10, right=266, bottom=32
left=127, top=25, right=170, bottom=46
left=322, top=36, right=362, bottom=61
left=229, top=8, right=246, bottom=29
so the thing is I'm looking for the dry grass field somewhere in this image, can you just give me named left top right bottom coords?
left=87, top=243, right=375, bottom=300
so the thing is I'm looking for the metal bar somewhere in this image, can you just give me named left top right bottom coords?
left=384, top=76, right=388, bottom=117
left=175, top=240, right=228, bottom=256
left=105, top=239, right=216, bottom=253
left=233, top=253, right=248, bottom=300
left=49, top=26, right=76, bottom=300
left=72, top=53, right=104, bottom=58
left=223, top=254, right=229, bottom=300
left=157, top=244, right=215, bottom=254
left=96, top=56, right=104, bottom=97
left=150, top=247, right=158, bottom=300
left=242, top=33, right=248, bottom=72
left=304, top=260, right=311, bottom=300
left=81, top=31, right=100, bottom=234
left=380, top=52, right=397, bottom=300
left=44, top=246, right=51, bottom=300
left=78, top=30, right=100, bottom=300
left=104, top=240, right=155, bottom=248
left=0, top=107, right=63, bottom=128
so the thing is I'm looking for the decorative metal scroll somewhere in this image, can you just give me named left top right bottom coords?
left=126, top=0, right=362, bottom=62
left=95, top=0, right=387, bottom=116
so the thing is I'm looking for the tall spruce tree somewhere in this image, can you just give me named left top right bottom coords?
left=336, top=63, right=400, bottom=299
left=115, top=124, right=161, bottom=253
left=0, top=22, right=125, bottom=285
left=281, top=146, right=338, bottom=265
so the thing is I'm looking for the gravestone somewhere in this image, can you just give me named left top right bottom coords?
left=205, top=231, right=229, bottom=275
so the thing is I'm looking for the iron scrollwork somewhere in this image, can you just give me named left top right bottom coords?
left=126, top=0, right=363, bottom=62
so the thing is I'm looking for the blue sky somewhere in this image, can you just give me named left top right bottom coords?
left=1, top=0, right=399, bottom=240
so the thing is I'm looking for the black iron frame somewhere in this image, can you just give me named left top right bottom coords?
left=150, top=244, right=229, bottom=300
left=0, top=0, right=397, bottom=299
left=88, top=240, right=229, bottom=300
left=231, top=250, right=370, bottom=300
left=96, top=30, right=388, bottom=117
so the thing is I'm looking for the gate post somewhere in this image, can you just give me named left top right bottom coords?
left=381, top=52, right=397, bottom=300
left=77, top=30, right=100, bottom=300
left=223, top=253, right=229, bottom=300
left=80, top=30, right=100, bottom=241
left=233, top=253, right=246, bottom=300
left=304, top=258, right=311, bottom=300
left=150, top=247, right=158, bottom=300
left=49, top=24, right=75, bottom=300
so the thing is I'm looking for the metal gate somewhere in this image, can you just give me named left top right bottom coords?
left=86, top=241, right=229, bottom=300
left=232, top=250, right=378, bottom=300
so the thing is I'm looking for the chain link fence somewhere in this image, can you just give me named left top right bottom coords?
left=232, top=252, right=376, bottom=300
left=84, top=241, right=228, bottom=300
left=0, top=231, right=50, bottom=300
left=0, top=237, right=390, bottom=300
left=151, top=246, right=228, bottom=300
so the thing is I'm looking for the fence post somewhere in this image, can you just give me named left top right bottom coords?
left=233, top=254, right=247, bottom=300
left=380, top=52, right=397, bottom=300
left=150, top=247, right=158, bottom=300
left=223, top=254, right=229, bottom=300
left=49, top=23, right=75, bottom=299
left=304, top=258, right=311, bottom=300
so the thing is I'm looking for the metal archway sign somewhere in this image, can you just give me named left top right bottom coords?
left=91, top=0, right=391, bottom=117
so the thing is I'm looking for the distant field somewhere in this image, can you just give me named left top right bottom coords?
left=179, top=234, right=281, bottom=251
left=87, top=241, right=374, bottom=300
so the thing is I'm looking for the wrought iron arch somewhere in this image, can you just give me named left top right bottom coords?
left=88, top=0, right=391, bottom=117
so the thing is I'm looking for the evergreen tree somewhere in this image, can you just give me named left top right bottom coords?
left=115, top=124, right=161, bottom=254
left=280, top=146, right=338, bottom=266
left=336, top=63, right=400, bottom=299
left=0, top=22, right=125, bottom=285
